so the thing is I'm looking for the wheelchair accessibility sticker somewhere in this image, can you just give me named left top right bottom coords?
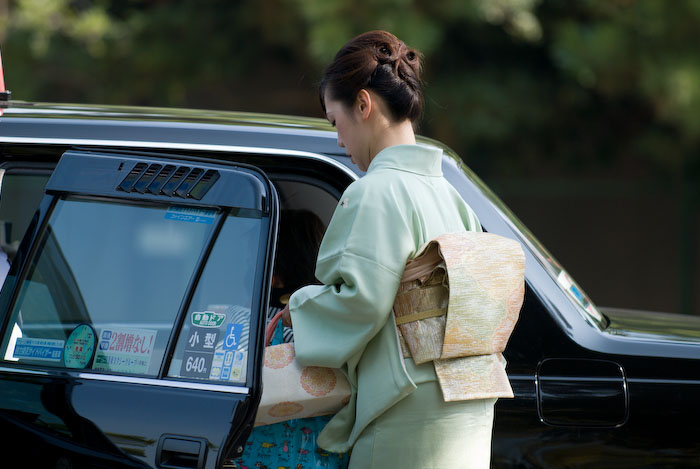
left=223, top=324, right=243, bottom=351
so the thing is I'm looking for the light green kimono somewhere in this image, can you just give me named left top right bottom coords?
left=289, top=144, right=482, bottom=454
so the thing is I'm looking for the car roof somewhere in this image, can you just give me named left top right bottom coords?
left=1, top=101, right=347, bottom=157
left=0, top=101, right=458, bottom=173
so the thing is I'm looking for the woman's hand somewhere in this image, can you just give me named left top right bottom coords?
left=280, top=304, right=292, bottom=328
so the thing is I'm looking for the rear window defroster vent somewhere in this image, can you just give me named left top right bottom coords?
left=117, top=162, right=219, bottom=200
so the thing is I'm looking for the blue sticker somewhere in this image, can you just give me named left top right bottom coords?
left=99, top=330, right=112, bottom=350
left=570, top=284, right=587, bottom=305
left=223, top=324, right=243, bottom=351
left=209, top=349, right=225, bottom=380
left=13, top=337, right=64, bottom=361
left=165, top=207, right=216, bottom=224
left=221, top=366, right=231, bottom=380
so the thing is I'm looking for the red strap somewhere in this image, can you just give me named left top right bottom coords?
left=265, top=309, right=285, bottom=346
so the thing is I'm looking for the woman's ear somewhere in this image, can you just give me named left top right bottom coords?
left=356, top=89, right=372, bottom=120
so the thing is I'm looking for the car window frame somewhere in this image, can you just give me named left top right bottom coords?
left=0, top=149, right=280, bottom=393
left=0, top=161, right=54, bottom=265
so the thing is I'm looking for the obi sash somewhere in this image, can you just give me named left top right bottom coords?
left=393, top=232, right=525, bottom=401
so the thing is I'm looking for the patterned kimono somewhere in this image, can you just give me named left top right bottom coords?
left=290, top=144, right=496, bottom=467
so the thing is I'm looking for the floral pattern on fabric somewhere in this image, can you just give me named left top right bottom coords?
left=233, top=416, right=349, bottom=469
left=235, top=321, right=348, bottom=469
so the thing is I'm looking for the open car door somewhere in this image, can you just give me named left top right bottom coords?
left=0, top=150, right=278, bottom=469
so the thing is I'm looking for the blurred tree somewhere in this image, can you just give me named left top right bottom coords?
left=1, top=0, right=118, bottom=56
left=540, top=0, right=700, bottom=314
left=0, top=0, right=697, bottom=313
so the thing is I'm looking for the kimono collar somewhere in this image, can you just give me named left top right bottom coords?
left=366, top=144, right=443, bottom=176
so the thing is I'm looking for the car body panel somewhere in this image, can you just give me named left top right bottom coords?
left=601, top=307, right=700, bottom=344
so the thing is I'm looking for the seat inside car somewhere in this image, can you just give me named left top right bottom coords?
left=273, top=178, right=338, bottom=229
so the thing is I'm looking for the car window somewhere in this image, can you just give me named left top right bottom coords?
left=167, top=211, right=261, bottom=384
left=0, top=172, right=50, bottom=279
left=1, top=197, right=219, bottom=376
left=274, top=179, right=337, bottom=226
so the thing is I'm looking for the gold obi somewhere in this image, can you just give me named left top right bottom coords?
left=393, top=232, right=525, bottom=401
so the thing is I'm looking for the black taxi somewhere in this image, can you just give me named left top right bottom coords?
left=1, top=97, right=700, bottom=468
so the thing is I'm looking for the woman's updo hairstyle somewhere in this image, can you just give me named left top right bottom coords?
left=320, top=30, right=423, bottom=124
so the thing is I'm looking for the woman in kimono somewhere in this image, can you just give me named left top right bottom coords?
left=281, top=31, right=495, bottom=468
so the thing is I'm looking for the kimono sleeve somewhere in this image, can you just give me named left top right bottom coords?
left=288, top=178, right=415, bottom=369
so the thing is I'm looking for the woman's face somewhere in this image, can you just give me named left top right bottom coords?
left=324, top=92, right=371, bottom=171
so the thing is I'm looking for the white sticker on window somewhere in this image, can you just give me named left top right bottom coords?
left=229, top=350, right=246, bottom=381
left=209, top=348, right=246, bottom=382
left=93, top=328, right=157, bottom=374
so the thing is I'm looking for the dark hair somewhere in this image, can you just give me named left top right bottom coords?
left=274, top=209, right=325, bottom=291
left=320, top=30, right=423, bottom=124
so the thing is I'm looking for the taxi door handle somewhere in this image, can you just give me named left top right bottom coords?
left=156, top=434, right=207, bottom=469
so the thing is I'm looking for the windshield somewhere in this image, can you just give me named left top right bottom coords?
left=443, top=147, right=607, bottom=329
left=515, top=219, right=606, bottom=329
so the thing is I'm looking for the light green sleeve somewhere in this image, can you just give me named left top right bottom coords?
left=289, top=178, right=415, bottom=369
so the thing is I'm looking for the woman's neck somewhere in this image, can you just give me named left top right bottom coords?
left=368, top=118, right=416, bottom=161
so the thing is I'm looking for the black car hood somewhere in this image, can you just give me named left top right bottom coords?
left=600, top=307, right=700, bottom=344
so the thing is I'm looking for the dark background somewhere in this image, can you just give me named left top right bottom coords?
left=1, top=0, right=698, bottom=315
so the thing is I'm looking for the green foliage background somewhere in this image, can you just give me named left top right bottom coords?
left=1, top=0, right=698, bottom=314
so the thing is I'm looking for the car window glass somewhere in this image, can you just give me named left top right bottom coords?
left=167, top=213, right=262, bottom=384
left=0, top=173, right=50, bottom=280
left=442, top=149, right=606, bottom=328
left=1, top=198, right=218, bottom=376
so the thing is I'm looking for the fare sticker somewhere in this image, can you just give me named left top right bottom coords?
left=93, top=328, right=157, bottom=375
